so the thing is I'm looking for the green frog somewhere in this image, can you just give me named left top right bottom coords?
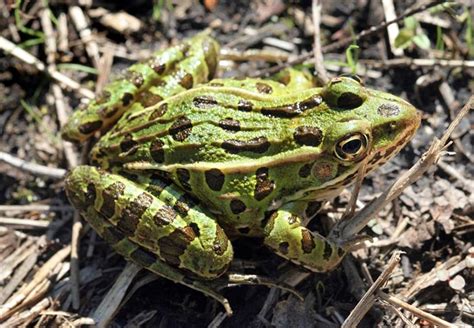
left=63, top=33, right=420, bottom=312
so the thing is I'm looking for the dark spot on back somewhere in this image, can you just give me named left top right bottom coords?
left=179, top=73, right=194, bottom=89
left=78, top=120, right=103, bottom=135
left=205, top=168, right=225, bottom=191
left=149, top=103, right=168, bottom=120
left=222, top=136, right=270, bottom=154
left=294, top=126, right=323, bottom=147
left=261, top=95, right=322, bottom=118
left=150, top=139, right=165, bottom=163
left=218, top=118, right=240, bottom=132
left=230, top=199, right=246, bottom=214
left=237, top=99, right=253, bottom=112
left=237, top=227, right=250, bottom=234
left=122, top=92, right=134, bottom=107
left=150, top=60, right=166, bottom=75
left=193, top=95, right=218, bottom=108
left=126, top=71, right=145, bottom=88
left=138, top=91, right=163, bottom=108
left=169, top=116, right=193, bottom=141
left=256, top=82, right=273, bottom=94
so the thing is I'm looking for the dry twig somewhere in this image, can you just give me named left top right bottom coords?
left=254, top=0, right=447, bottom=77
left=311, top=0, right=329, bottom=84
left=0, top=151, right=67, bottom=179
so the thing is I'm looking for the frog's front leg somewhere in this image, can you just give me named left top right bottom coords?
left=65, top=166, right=233, bottom=279
left=263, top=202, right=346, bottom=272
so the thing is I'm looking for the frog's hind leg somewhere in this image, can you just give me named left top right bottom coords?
left=65, top=165, right=234, bottom=313
left=262, top=201, right=346, bottom=272
left=62, top=33, right=220, bottom=143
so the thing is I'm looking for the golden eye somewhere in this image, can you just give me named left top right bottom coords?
left=335, top=133, right=369, bottom=161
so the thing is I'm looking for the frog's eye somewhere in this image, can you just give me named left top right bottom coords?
left=335, top=133, right=369, bottom=161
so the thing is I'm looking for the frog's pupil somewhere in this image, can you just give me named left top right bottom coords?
left=342, top=139, right=362, bottom=154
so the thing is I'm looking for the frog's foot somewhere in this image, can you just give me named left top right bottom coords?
left=263, top=203, right=346, bottom=272
left=65, top=165, right=234, bottom=279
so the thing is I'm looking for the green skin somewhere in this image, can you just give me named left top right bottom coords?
left=63, top=33, right=420, bottom=300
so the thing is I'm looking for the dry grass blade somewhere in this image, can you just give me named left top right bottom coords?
left=0, top=151, right=66, bottom=179
left=0, top=36, right=94, bottom=99
left=311, top=0, right=329, bottom=84
left=90, top=262, right=142, bottom=327
left=342, top=251, right=402, bottom=327
left=0, top=245, right=71, bottom=321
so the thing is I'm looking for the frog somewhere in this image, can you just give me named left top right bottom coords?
left=62, top=33, right=420, bottom=313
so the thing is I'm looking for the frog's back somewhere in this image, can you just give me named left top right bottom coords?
left=91, top=77, right=420, bottom=236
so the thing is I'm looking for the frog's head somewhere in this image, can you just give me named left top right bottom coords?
left=300, top=76, right=420, bottom=199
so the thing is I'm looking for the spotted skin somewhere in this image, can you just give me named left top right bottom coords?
left=62, top=33, right=219, bottom=142
left=66, top=166, right=232, bottom=278
left=62, top=34, right=421, bottom=310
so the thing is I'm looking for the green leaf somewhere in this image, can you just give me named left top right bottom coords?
left=435, top=25, right=444, bottom=51
left=57, top=63, right=98, bottom=75
left=413, top=34, right=431, bottom=49
left=403, top=16, right=417, bottom=30
left=395, top=28, right=415, bottom=49
left=345, top=44, right=360, bottom=75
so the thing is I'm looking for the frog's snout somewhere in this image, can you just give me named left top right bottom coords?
left=368, top=99, right=420, bottom=169
left=377, top=100, right=421, bottom=139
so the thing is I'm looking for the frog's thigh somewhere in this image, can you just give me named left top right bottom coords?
left=263, top=202, right=345, bottom=272
left=65, top=165, right=233, bottom=279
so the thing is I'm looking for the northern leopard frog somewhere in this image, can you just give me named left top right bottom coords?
left=63, top=33, right=420, bottom=312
